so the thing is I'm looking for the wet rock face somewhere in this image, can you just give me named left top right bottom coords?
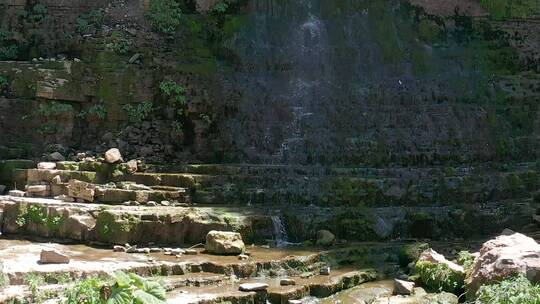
left=205, top=230, right=246, bottom=255
left=467, top=233, right=540, bottom=295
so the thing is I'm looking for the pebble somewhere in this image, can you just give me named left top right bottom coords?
left=184, top=249, right=198, bottom=255
left=113, top=245, right=127, bottom=252
left=238, top=254, right=250, bottom=260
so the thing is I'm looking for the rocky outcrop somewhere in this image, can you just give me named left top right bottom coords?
left=205, top=231, right=245, bottom=255
left=466, top=233, right=540, bottom=295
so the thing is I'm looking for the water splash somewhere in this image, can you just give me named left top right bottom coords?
left=271, top=215, right=289, bottom=247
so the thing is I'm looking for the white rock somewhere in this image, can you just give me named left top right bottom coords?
left=467, top=233, right=540, bottom=295
left=37, top=162, right=56, bottom=170
left=40, top=249, right=70, bottom=264
left=394, top=279, right=415, bottom=295
left=205, top=231, right=245, bottom=255
left=8, top=190, right=25, bottom=197
left=418, top=249, right=464, bottom=274
left=26, top=185, right=49, bottom=193
left=238, top=282, right=269, bottom=292
left=104, top=148, right=123, bottom=163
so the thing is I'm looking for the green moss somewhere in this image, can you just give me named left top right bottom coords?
left=56, top=162, right=80, bottom=171
left=0, top=159, right=35, bottom=186
left=399, top=243, right=429, bottom=267
left=415, top=261, right=464, bottom=294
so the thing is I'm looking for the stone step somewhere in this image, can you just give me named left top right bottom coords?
left=0, top=195, right=534, bottom=245
left=166, top=269, right=377, bottom=304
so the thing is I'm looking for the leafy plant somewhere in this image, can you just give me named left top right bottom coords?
left=76, top=9, right=104, bottom=34
left=65, top=277, right=105, bottom=304
left=29, top=3, right=48, bottom=22
left=0, top=30, right=18, bottom=60
left=415, top=261, right=465, bottom=294
left=37, top=102, right=74, bottom=116
left=122, top=102, right=153, bottom=123
left=24, top=273, right=48, bottom=303
left=148, top=0, right=182, bottom=35
left=474, top=274, right=540, bottom=304
left=107, top=271, right=166, bottom=304
left=457, top=251, right=475, bottom=273
left=159, top=80, right=187, bottom=105
left=79, top=102, right=108, bottom=120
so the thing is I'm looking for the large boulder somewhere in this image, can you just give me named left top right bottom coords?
left=316, top=229, right=335, bottom=246
left=466, top=232, right=540, bottom=295
left=104, top=148, right=123, bottom=164
left=205, top=230, right=245, bottom=255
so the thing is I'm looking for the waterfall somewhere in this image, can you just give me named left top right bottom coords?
left=271, top=215, right=289, bottom=247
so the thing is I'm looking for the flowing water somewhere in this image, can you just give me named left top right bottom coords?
left=271, top=214, right=289, bottom=247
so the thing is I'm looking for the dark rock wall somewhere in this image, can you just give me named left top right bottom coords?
left=0, top=0, right=538, bottom=167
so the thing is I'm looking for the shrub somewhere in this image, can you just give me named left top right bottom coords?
left=415, top=261, right=465, bottom=294
left=457, top=251, right=475, bottom=273
left=474, top=274, right=540, bottom=304
left=159, top=80, right=186, bottom=105
left=122, top=102, right=153, bottom=123
left=0, top=30, right=18, bottom=60
left=107, top=271, right=166, bottom=304
left=148, top=0, right=182, bottom=35
left=29, top=3, right=48, bottom=22
left=65, top=277, right=104, bottom=304
left=64, top=272, right=166, bottom=304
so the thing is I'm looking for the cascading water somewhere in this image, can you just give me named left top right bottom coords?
left=271, top=215, right=289, bottom=247
left=219, top=0, right=497, bottom=165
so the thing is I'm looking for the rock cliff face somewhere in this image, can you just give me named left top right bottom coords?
left=1, top=1, right=540, bottom=241
left=0, top=0, right=538, bottom=166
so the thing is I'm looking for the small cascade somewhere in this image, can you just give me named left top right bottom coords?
left=271, top=214, right=289, bottom=248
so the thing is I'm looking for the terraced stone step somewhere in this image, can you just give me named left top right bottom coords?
left=0, top=195, right=534, bottom=245
left=167, top=269, right=377, bottom=304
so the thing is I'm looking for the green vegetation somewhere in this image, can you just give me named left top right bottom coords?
left=148, top=0, right=182, bottom=36
left=28, top=3, right=48, bottom=22
left=457, top=251, right=475, bottom=273
left=399, top=243, right=429, bottom=267
left=0, top=75, right=8, bottom=93
left=122, top=102, right=153, bottom=123
left=65, top=277, right=104, bottom=304
left=76, top=9, right=105, bottom=34
left=37, top=102, right=74, bottom=117
left=480, top=0, right=540, bottom=19
left=159, top=80, right=187, bottom=105
left=474, top=275, right=540, bottom=304
left=64, top=272, right=166, bottom=304
left=415, top=261, right=465, bottom=294
left=79, top=102, right=108, bottom=120
left=0, top=30, right=19, bottom=60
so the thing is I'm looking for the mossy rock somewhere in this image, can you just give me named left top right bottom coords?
left=56, top=161, right=80, bottom=171
left=399, top=242, right=430, bottom=267
left=0, top=159, right=36, bottom=186
left=415, top=260, right=465, bottom=294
